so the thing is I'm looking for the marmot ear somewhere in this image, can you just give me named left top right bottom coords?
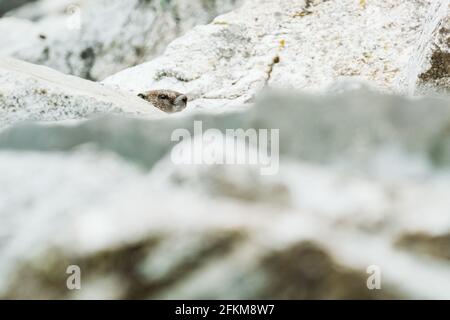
left=137, top=93, right=146, bottom=99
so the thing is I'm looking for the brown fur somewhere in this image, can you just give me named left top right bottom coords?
left=138, top=89, right=188, bottom=113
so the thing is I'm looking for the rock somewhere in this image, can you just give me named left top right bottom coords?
left=0, top=0, right=244, bottom=80
left=103, top=0, right=443, bottom=110
left=2, top=88, right=450, bottom=169
left=417, top=6, right=450, bottom=94
left=0, top=0, right=37, bottom=17
left=4, top=0, right=89, bottom=21
left=396, top=233, right=450, bottom=261
left=0, top=17, right=38, bottom=56
left=1, top=90, right=450, bottom=299
left=0, top=57, right=163, bottom=129
left=152, top=150, right=291, bottom=205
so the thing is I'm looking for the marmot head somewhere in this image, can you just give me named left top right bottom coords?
left=137, top=89, right=188, bottom=113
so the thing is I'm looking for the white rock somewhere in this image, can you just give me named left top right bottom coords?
left=104, top=0, right=442, bottom=110
left=0, top=90, right=450, bottom=298
left=1, top=147, right=450, bottom=298
left=0, top=57, right=163, bottom=128
left=0, top=0, right=244, bottom=80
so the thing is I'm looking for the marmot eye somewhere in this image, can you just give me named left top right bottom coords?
left=158, top=94, right=168, bottom=100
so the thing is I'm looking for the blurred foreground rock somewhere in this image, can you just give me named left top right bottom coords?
left=0, top=90, right=450, bottom=299
left=0, top=0, right=36, bottom=17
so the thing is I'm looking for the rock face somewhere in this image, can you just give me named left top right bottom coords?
left=0, top=0, right=36, bottom=17
left=417, top=2, right=450, bottom=94
left=103, top=0, right=449, bottom=110
left=4, top=0, right=89, bottom=20
left=0, top=57, right=162, bottom=129
left=0, top=0, right=244, bottom=80
left=1, top=90, right=450, bottom=299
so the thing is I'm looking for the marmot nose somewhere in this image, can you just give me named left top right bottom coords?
left=175, top=94, right=188, bottom=107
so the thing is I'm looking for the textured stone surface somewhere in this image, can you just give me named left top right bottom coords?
left=0, top=0, right=36, bottom=17
left=0, top=90, right=450, bottom=299
left=104, top=0, right=444, bottom=111
left=418, top=6, right=450, bottom=93
left=0, top=57, right=163, bottom=129
left=0, top=0, right=243, bottom=80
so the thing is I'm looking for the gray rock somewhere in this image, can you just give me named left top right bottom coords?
left=0, top=0, right=37, bottom=17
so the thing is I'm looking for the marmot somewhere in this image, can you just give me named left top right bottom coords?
left=138, top=89, right=188, bottom=113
